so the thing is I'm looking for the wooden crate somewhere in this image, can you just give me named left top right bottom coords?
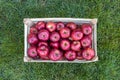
left=23, top=18, right=98, bottom=63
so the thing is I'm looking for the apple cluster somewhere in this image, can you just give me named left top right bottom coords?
left=27, top=21, right=95, bottom=61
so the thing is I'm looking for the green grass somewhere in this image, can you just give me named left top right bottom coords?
left=0, top=0, right=120, bottom=80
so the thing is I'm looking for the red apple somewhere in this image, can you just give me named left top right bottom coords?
left=81, top=23, right=92, bottom=35
left=35, top=21, right=46, bottom=30
left=30, top=27, right=38, bottom=34
left=50, top=42, right=59, bottom=48
left=77, top=50, right=83, bottom=60
left=49, top=49, right=63, bottom=61
left=71, top=29, right=83, bottom=40
left=82, top=48, right=95, bottom=60
left=41, top=56, right=49, bottom=60
left=30, top=44, right=37, bottom=47
left=46, top=22, right=56, bottom=32
left=50, top=32, right=60, bottom=42
left=38, top=29, right=49, bottom=41
left=56, top=22, right=65, bottom=30
left=60, top=27, right=70, bottom=38
left=28, top=34, right=38, bottom=44
left=87, top=33, right=92, bottom=40
left=71, top=41, right=81, bottom=51
left=60, top=39, right=70, bottom=51
left=37, top=45, right=49, bottom=57
left=38, top=42, right=48, bottom=47
left=65, top=50, right=76, bottom=61
left=81, top=37, right=91, bottom=48
left=88, top=45, right=92, bottom=48
left=27, top=47, right=38, bottom=58
left=66, top=22, right=77, bottom=30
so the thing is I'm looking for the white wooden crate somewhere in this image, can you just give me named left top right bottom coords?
left=23, top=18, right=98, bottom=63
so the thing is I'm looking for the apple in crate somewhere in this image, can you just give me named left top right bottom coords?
left=46, top=22, right=56, bottom=32
left=37, top=45, right=49, bottom=58
left=41, top=56, right=49, bottom=60
left=71, top=29, right=83, bottom=40
left=81, top=23, right=92, bottom=35
left=60, top=27, right=71, bottom=38
left=38, top=29, right=49, bottom=41
left=38, top=42, right=48, bottom=47
left=50, top=32, right=60, bottom=42
left=35, top=21, right=46, bottom=30
left=82, top=48, right=95, bottom=60
left=60, top=39, right=70, bottom=51
left=65, top=50, right=76, bottom=61
left=27, top=47, right=38, bottom=58
left=28, top=34, right=38, bottom=45
left=50, top=42, right=59, bottom=48
left=71, top=41, right=81, bottom=51
left=77, top=50, right=83, bottom=60
left=66, top=22, right=77, bottom=30
left=56, top=22, right=65, bottom=30
left=30, top=27, right=38, bottom=34
left=49, top=49, right=63, bottom=61
left=87, top=33, right=92, bottom=40
left=81, top=37, right=91, bottom=48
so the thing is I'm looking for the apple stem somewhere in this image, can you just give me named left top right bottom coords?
left=32, top=52, right=35, bottom=54
left=64, top=43, right=67, bottom=46
left=50, top=26, right=53, bottom=29
left=64, top=31, right=67, bottom=34
left=55, top=53, right=59, bottom=57
left=83, top=42, right=86, bottom=44
left=69, top=54, right=73, bottom=57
